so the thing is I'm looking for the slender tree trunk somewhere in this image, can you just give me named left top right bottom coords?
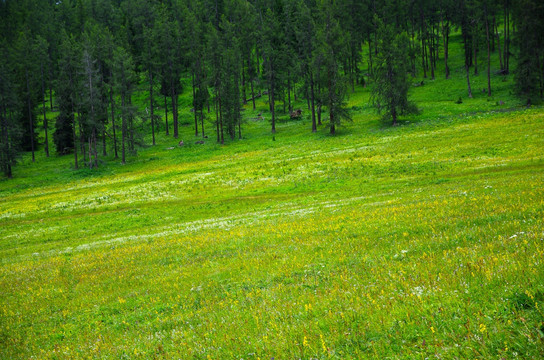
left=282, top=89, right=286, bottom=114
left=466, top=64, right=473, bottom=98
left=102, top=128, right=106, bottom=157
left=72, top=114, right=78, bottom=169
left=1, top=105, right=12, bottom=177
left=164, top=95, right=169, bottom=135
left=110, top=88, right=118, bottom=158
left=215, top=94, right=220, bottom=143
left=192, top=70, right=198, bottom=136
left=430, top=22, right=436, bottom=79
left=238, top=114, right=241, bottom=139
left=442, top=18, right=450, bottom=79
left=420, top=24, right=427, bottom=78
left=368, top=39, right=373, bottom=75
left=47, top=47, right=53, bottom=111
left=491, top=16, right=496, bottom=52
left=129, top=94, right=135, bottom=152
left=317, top=79, right=322, bottom=126
left=241, top=59, right=247, bottom=104
left=305, top=84, right=310, bottom=110
left=121, top=93, right=126, bottom=164
left=94, top=128, right=98, bottom=168
left=473, top=34, right=479, bottom=75
left=250, top=79, right=256, bottom=110
left=171, top=90, right=178, bottom=139
left=26, top=71, right=35, bottom=163
left=270, top=77, right=276, bottom=134
left=88, top=138, right=92, bottom=169
left=41, top=62, right=49, bottom=157
left=149, top=71, right=155, bottom=145
left=310, top=71, right=316, bottom=133
left=287, top=70, right=292, bottom=112
left=505, top=0, right=510, bottom=74
left=69, top=71, right=78, bottom=169
left=485, top=10, right=491, bottom=96
left=410, top=23, right=416, bottom=76
left=496, top=15, right=504, bottom=72
left=79, top=113, right=85, bottom=163
left=219, top=94, right=224, bottom=144
left=328, top=68, right=335, bottom=135
left=5, top=110, right=12, bottom=177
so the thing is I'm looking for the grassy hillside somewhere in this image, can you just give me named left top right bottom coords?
left=1, top=33, right=544, bottom=358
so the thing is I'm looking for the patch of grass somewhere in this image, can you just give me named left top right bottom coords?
left=0, top=30, right=543, bottom=359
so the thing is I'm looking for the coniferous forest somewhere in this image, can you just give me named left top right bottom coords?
left=0, top=0, right=543, bottom=176
left=1, top=1, right=544, bottom=359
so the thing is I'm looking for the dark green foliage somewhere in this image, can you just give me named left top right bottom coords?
left=371, top=18, right=417, bottom=126
left=513, top=0, right=544, bottom=102
left=0, top=0, right=542, bottom=177
left=0, top=41, right=22, bottom=178
left=314, top=0, right=352, bottom=135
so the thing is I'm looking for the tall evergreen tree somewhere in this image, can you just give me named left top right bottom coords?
left=112, top=46, right=136, bottom=165
left=371, top=17, right=416, bottom=126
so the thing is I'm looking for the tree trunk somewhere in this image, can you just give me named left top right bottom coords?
left=1, top=105, right=12, bottom=177
left=495, top=15, right=504, bottom=72
left=26, top=71, right=35, bottom=163
left=241, top=59, right=247, bottom=104
left=48, top=67, right=54, bottom=112
left=102, top=128, right=106, bottom=157
left=219, top=94, right=224, bottom=144
left=121, top=93, right=126, bottom=164
left=473, top=34, right=478, bottom=76
left=431, top=22, right=436, bottom=79
left=410, top=23, right=416, bottom=76
left=41, top=62, right=49, bottom=157
left=149, top=71, right=155, bottom=145
left=305, top=84, right=310, bottom=110
left=368, top=39, right=373, bottom=75
left=504, top=0, right=510, bottom=74
left=110, top=88, right=118, bottom=158
left=420, top=23, right=427, bottom=78
left=164, top=95, right=169, bottom=135
left=466, top=64, right=473, bottom=98
left=485, top=10, right=491, bottom=96
left=270, top=80, right=276, bottom=134
left=192, top=70, right=198, bottom=136
left=215, top=94, right=220, bottom=143
left=287, top=70, right=292, bottom=112
left=310, top=71, right=316, bottom=133
left=94, top=128, right=98, bottom=168
left=442, top=18, right=450, bottom=79
left=72, top=114, right=78, bottom=169
left=129, top=95, right=134, bottom=152
left=171, top=89, right=178, bottom=139
left=250, top=79, right=256, bottom=110
left=69, top=71, right=78, bottom=169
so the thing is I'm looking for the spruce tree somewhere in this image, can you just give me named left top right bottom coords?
left=371, top=17, right=416, bottom=126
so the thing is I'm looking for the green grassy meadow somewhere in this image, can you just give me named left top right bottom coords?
left=1, top=35, right=544, bottom=359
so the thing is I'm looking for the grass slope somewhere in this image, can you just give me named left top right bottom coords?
left=1, top=33, right=543, bottom=359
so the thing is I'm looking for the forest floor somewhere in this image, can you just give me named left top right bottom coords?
left=1, top=39, right=544, bottom=358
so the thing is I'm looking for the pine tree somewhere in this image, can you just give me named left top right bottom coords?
left=0, top=41, right=22, bottom=178
left=314, top=0, right=351, bottom=135
left=371, top=17, right=416, bottom=126
left=112, top=46, right=136, bottom=165
left=53, top=32, right=79, bottom=168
